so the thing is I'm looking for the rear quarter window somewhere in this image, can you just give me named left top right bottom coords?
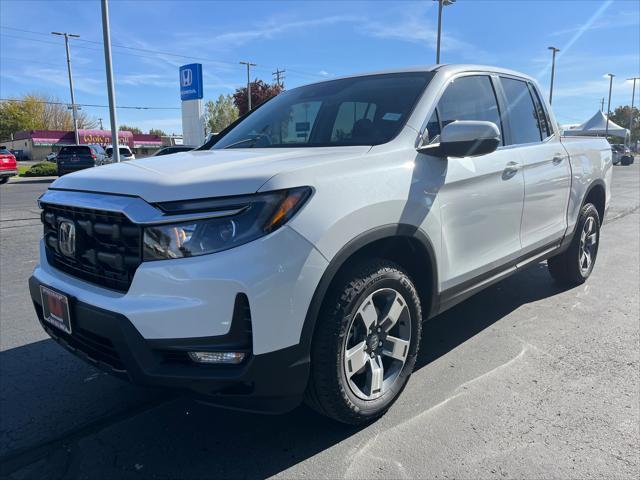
left=59, top=146, right=91, bottom=154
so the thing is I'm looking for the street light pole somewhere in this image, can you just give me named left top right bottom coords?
left=605, top=73, right=615, bottom=139
left=101, top=0, right=120, bottom=162
left=548, top=46, right=560, bottom=105
left=434, top=0, right=455, bottom=64
left=627, top=77, right=639, bottom=142
left=240, top=61, right=256, bottom=111
left=52, top=31, right=80, bottom=145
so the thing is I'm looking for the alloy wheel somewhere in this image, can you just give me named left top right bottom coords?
left=343, top=288, right=411, bottom=400
left=579, top=216, right=598, bottom=275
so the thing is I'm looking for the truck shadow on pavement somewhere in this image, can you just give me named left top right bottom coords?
left=0, top=262, right=571, bottom=478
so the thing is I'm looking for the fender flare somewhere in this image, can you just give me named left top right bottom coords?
left=298, top=224, right=439, bottom=354
left=561, top=178, right=607, bottom=250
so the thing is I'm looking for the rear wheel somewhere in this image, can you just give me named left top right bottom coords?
left=0, top=177, right=9, bottom=184
left=548, top=203, right=600, bottom=286
left=305, top=259, right=422, bottom=424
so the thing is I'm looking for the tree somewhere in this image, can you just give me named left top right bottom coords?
left=0, top=93, right=97, bottom=140
left=610, top=105, right=640, bottom=144
left=148, top=128, right=167, bottom=137
left=119, top=124, right=143, bottom=134
left=233, top=79, right=283, bottom=116
left=205, top=94, right=239, bottom=133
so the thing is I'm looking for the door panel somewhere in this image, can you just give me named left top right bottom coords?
left=497, top=77, right=571, bottom=251
left=518, top=140, right=571, bottom=250
left=438, top=150, right=524, bottom=290
left=428, top=74, right=525, bottom=290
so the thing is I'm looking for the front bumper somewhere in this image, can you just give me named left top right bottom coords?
left=29, top=275, right=310, bottom=413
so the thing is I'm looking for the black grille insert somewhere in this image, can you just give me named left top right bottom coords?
left=42, top=203, right=142, bottom=292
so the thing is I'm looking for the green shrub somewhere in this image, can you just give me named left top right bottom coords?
left=23, top=162, right=57, bottom=177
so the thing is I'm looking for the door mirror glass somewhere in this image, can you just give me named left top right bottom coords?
left=419, top=120, right=500, bottom=157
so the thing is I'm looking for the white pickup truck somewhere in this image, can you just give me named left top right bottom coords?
left=30, top=65, right=612, bottom=424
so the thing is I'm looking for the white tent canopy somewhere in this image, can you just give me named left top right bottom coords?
left=563, top=110, right=630, bottom=141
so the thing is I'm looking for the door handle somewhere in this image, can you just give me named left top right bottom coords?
left=552, top=155, right=564, bottom=165
left=502, top=161, right=520, bottom=180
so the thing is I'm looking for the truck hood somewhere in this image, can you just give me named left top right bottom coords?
left=50, top=146, right=369, bottom=202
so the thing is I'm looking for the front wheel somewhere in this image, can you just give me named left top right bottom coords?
left=548, top=203, right=600, bottom=286
left=0, top=177, right=9, bottom=185
left=305, top=260, right=422, bottom=424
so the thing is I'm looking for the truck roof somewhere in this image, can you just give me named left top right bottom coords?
left=303, top=64, right=536, bottom=86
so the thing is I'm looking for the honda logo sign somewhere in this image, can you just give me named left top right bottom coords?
left=179, top=64, right=203, bottom=101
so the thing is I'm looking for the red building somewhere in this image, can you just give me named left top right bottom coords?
left=2, top=129, right=163, bottom=161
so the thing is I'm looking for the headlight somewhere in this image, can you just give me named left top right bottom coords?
left=142, top=187, right=311, bottom=261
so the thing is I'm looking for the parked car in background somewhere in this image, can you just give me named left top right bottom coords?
left=29, top=65, right=612, bottom=424
left=152, top=145, right=195, bottom=156
left=46, top=152, right=58, bottom=162
left=0, top=146, right=18, bottom=184
left=611, top=144, right=634, bottom=165
left=105, top=145, right=136, bottom=161
left=56, top=145, right=107, bottom=176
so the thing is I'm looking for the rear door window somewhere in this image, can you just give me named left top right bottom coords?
left=437, top=75, right=504, bottom=144
left=527, top=84, right=552, bottom=139
left=500, top=77, right=543, bottom=145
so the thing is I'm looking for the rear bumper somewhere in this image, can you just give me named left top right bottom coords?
left=57, top=163, right=94, bottom=174
left=29, top=275, right=310, bottom=413
left=0, top=168, right=17, bottom=177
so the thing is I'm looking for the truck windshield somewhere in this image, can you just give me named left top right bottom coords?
left=213, top=72, right=434, bottom=149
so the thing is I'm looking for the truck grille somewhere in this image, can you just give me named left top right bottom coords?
left=41, top=203, right=142, bottom=292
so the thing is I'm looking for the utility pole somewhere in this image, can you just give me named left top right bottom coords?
left=434, top=0, right=455, bottom=64
left=101, top=0, right=120, bottom=162
left=52, top=31, right=80, bottom=145
left=240, top=61, right=257, bottom=111
left=627, top=77, right=639, bottom=143
left=272, top=68, right=286, bottom=88
left=548, top=46, right=560, bottom=105
left=98, top=118, right=104, bottom=130
left=605, top=73, right=615, bottom=139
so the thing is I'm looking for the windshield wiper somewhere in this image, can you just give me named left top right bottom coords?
left=223, top=137, right=258, bottom=149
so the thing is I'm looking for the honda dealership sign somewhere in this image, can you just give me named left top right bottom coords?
left=179, top=63, right=203, bottom=101
left=180, top=63, right=205, bottom=145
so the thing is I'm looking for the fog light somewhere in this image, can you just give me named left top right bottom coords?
left=188, top=351, right=245, bottom=364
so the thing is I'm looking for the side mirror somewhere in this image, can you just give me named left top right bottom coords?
left=419, top=120, right=501, bottom=157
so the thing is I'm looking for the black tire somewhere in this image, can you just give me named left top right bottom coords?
left=305, top=259, right=422, bottom=424
left=0, top=176, right=9, bottom=184
left=548, top=203, right=600, bottom=286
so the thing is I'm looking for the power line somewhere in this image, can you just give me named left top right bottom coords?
left=0, top=25, right=328, bottom=81
left=0, top=98, right=180, bottom=110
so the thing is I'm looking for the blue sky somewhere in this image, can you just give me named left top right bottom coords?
left=1, top=0, right=639, bottom=134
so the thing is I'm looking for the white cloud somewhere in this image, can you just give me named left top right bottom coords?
left=187, top=16, right=357, bottom=49
left=2, top=67, right=105, bottom=96
left=118, top=73, right=176, bottom=88
left=549, top=8, right=640, bottom=37
left=553, top=77, right=635, bottom=100
left=357, top=8, right=489, bottom=62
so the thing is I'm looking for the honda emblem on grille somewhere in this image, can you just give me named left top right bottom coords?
left=58, top=219, right=76, bottom=257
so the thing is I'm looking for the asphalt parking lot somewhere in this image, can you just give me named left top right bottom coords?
left=1, top=163, right=638, bottom=479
